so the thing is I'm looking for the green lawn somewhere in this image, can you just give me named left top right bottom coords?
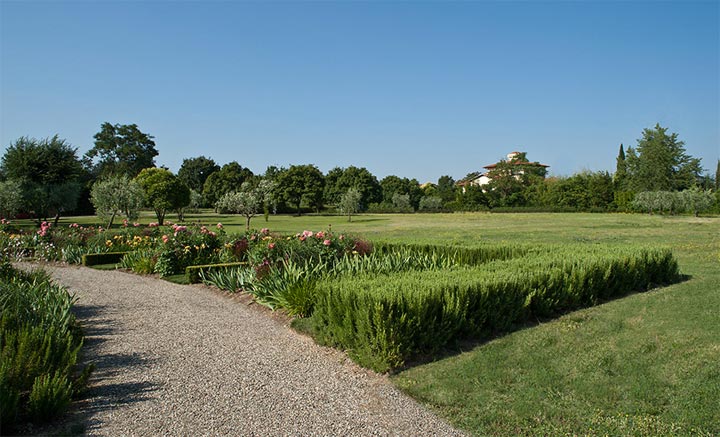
left=19, top=211, right=720, bottom=435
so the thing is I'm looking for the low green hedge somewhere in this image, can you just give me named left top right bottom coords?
left=81, top=252, right=127, bottom=267
left=371, top=242, right=532, bottom=266
left=185, top=262, right=249, bottom=284
left=310, top=246, right=679, bottom=372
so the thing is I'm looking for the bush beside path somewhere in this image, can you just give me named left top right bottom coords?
left=39, top=264, right=463, bottom=436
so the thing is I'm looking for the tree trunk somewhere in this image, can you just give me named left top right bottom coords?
left=107, top=211, right=117, bottom=229
left=53, top=212, right=61, bottom=227
left=246, top=215, right=251, bottom=230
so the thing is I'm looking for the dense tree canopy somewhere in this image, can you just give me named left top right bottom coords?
left=85, top=122, right=159, bottom=177
left=135, top=168, right=190, bottom=225
left=625, top=124, right=702, bottom=192
left=202, top=162, right=254, bottom=207
left=324, top=166, right=381, bottom=210
left=177, top=156, right=220, bottom=192
left=275, top=165, right=325, bottom=215
left=1, top=136, right=84, bottom=224
left=380, top=176, right=423, bottom=211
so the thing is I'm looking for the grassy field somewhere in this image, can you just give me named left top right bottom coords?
left=18, top=211, right=720, bottom=435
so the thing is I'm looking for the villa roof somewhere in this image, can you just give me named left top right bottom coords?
left=483, top=161, right=549, bottom=170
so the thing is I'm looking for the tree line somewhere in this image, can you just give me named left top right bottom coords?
left=1, top=122, right=718, bottom=226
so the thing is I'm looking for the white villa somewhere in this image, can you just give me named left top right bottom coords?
left=457, top=151, right=549, bottom=191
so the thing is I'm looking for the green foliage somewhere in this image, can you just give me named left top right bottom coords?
left=0, top=179, right=24, bottom=219
left=633, top=188, right=715, bottom=216
left=90, top=175, right=144, bottom=228
left=625, top=123, right=703, bottom=192
left=118, top=248, right=157, bottom=274
left=380, top=175, right=423, bottom=211
left=338, top=188, right=362, bottom=221
left=324, top=166, right=381, bottom=209
left=85, top=122, right=158, bottom=177
left=0, top=262, right=90, bottom=429
left=28, top=372, right=73, bottom=423
left=216, top=180, right=275, bottom=230
left=202, top=162, right=254, bottom=207
left=177, top=156, right=220, bottom=193
left=275, top=164, right=325, bottom=215
left=188, top=262, right=249, bottom=284
left=134, top=168, right=190, bottom=225
left=199, top=264, right=254, bottom=290
left=81, top=251, right=127, bottom=266
left=310, top=245, right=680, bottom=372
left=418, top=195, right=443, bottom=211
left=1, top=136, right=84, bottom=223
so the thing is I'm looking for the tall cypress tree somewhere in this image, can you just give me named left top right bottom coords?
left=614, top=143, right=627, bottom=189
left=715, top=159, right=720, bottom=191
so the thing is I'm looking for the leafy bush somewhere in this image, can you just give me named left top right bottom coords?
left=118, top=249, right=157, bottom=274
left=190, top=262, right=250, bottom=285
left=309, top=245, right=680, bottom=372
left=0, top=261, right=91, bottom=429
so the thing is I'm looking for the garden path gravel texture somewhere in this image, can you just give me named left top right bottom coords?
left=39, top=264, right=465, bottom=436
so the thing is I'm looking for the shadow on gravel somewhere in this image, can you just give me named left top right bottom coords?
left=65, top=303, right=161, bottom=433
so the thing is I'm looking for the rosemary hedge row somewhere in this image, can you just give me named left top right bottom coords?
left=0, top=261, right=93, bottom=430
left=310, top=246, right=679, bottom=372
left=371, top=242, right=531, bottom=266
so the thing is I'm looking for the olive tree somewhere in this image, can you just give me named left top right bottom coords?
left=90, top=175, right=145, bottom=228
left=216, top=180, right=275, bottom=230
left=0, top=179, right=23, bottom=219
left=339, top=188, right=362, bottom=222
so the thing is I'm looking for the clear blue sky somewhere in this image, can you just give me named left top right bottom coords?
left=2, top=1, right=718, bottom=182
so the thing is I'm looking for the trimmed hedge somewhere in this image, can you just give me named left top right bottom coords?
left=310, top=246, right=679, bottom=372
left=185, top=262, right=249, bottom=284
left=81, top=252, right=128, bottom=267
left=371, top=242, right=532, bottom=266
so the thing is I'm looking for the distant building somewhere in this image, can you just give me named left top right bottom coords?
left=457, top=151, right=549, bottom=191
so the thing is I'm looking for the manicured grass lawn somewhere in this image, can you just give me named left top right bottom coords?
left=18, top=211, right=720, bottom=435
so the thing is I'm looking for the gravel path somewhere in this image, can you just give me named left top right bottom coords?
left=40, top=264, right=464, bottom=436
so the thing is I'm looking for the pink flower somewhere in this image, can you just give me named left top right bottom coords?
left=217, top=223, right=224, bottom=229
left=148, top=222, right=159, bottom=227
left=162, top=235, right=169, bottom=244
left=122, top=219, right=128, bottom=227
left=261, top=228, right=270, bottom=235
left=316, top=231, right=325, bottom=239
left=133, top=222, right=141, bottom=227
left=339, top=235, right=344, bottom=241
left=302, top=230, right=313, bottom=238
left=323, top=239, right=331, bottom=246
left=268, top=243, right=275, bottom=249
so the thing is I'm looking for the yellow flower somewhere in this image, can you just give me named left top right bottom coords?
left=105, top=240, right=113, bottom=247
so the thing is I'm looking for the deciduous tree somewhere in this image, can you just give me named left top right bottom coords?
left=1, top=136, right=84, bottom=224
left=625, top=124, right=702, bottom=192
left=134, top=168, right=190, bottom=225
left=177, top=156, right=220, bottom=193
left=85, top=122, right=158, bottom=177
left=275, top=165, right=325, bottom=215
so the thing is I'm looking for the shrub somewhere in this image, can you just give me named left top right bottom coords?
left=309, top=245, right=680, bottom=372
left=0, top=262, right=91, bottom=429
left=188, top=262, right=249, bottom=284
